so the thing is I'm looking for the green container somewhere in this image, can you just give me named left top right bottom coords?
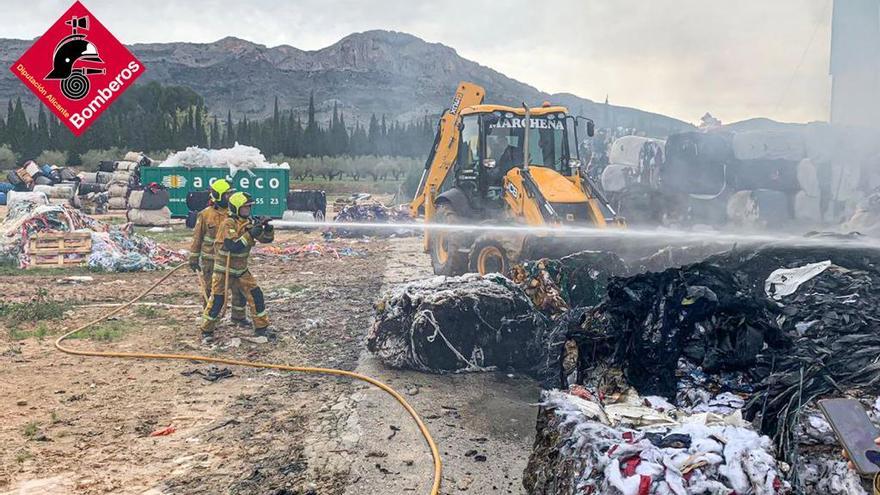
left=140, top=166, right=289, bottom=218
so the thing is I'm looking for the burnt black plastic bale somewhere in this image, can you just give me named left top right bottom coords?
left=578, top=262, right=784, bottom=398
left=367, top=273, right=550, bottom=375
left=98, top=161, right=116, bottom=173
left=633, top=243, right=731, bottom=274
left=77, top=183, right=107, bottom=195
left=555, top=251, right=629, bottom=308
left=537, top=307, right=592, bottom=390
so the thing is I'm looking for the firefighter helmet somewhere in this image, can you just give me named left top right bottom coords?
left=228, top=192, right=254, bottom=217
left=209, top=179, right=232, bottom=203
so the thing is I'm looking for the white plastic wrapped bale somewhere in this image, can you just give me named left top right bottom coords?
left=108, top=197, right=127, bottom=210
left=159, top=142, right=289, bottom=172
left=601, top=164, right=635, bottom=193
left=127, top=207, right=171, bottom=226
left=110, top=171, right=132, bottom=184
left=78, top=172, right=99, bottom=184
left=523, top=389, right=789, bottom=495
left=794, top=190, right=823, bottom=223
left=732, top=131, right=806, bottom=161
left=797, top=159, right=820, bottom=197
left=33, top=184, right=76, bottom=200
left=608, top=136, right=665, bottom=169
left=7, top=191, right=49, bottom=209
left=123, top=151, right=150, bottom=164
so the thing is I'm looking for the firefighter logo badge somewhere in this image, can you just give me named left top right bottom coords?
left=9, top=1, right=145, bottom=136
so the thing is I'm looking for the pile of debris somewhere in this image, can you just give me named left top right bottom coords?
left=2, top=161, right=80, bottom=206
left=524, top=388, right=789, bottom=495
left=332, top=200, right=412, bottom=238
left=253, top=241, right=365, bottom=260
left=367, top=273, right=550, bottom=374
left=538, top=244, right=880, bottom=493
left=0, top=201, right=183, bottom=271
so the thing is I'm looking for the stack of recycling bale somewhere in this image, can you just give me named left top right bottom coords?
left=726, top=130, right=805, bottom=229
left=127, top=186, right=171, bottom=226
left=601, top=135, right=665, bottom=194
left=1, top=160, right=80, bottom=206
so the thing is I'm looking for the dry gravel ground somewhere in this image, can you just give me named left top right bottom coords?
left=0, top=230, right=538, bottom=495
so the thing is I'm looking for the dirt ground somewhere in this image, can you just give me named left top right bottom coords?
left=0, top=228, right=538, bottom=495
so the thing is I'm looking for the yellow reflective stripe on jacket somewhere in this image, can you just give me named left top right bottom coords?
left=214, top=265, right=249, bottom=276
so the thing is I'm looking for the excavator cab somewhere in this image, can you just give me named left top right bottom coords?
left=412, top=82, right=621, bottom=276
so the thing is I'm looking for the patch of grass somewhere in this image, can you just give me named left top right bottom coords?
left=0, top=288, right=71, bottom=330
left=8, top=327, right=29, bottom=341
left=15, top=450, right=32, bottom=463
left=137, top=226, right=193, bottom=244
left=0, top=264, right=94, bottom=277
left=67, top=321, right=127, bottom=342
left=135, top=305, right=162, bottom=318
left=34, top=323, right=50, bottom=341
left=22, top=422, right=39, bottom=439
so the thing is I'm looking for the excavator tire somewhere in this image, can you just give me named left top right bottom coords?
left=468, top=239, right=511, bottom=276
left=430, top=204, right=469, bottom=276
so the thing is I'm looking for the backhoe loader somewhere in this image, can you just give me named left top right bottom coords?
left=411, top=82, right=623, bottom=276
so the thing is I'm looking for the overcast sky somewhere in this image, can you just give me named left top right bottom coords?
left=6, top=0, right=835, bottom=125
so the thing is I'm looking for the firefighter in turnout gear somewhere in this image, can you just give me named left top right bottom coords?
left=189, top=179, right=245, bottom=322
left=201, top=192, right=275, bottom=341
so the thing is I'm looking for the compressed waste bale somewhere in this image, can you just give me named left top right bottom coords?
left=7, top=191, right=49, bottom=209
left=108, top=197, right=127, bottom=210
left=6, top=170, right=23, bottom=188
left=78, top=172, right=99, bottom=184
left=726, top=189, right=791, bottom=228
left=33, top=175, right=53, bottom=186
left=24, top=161, right=41, bottom=178
left=599, top=164, right=633, bottom=193
left=367, top=273, right=550, bottom=374
left=59, top=168, right=77, bottom=182
left=108, top=183, right=128, bottom=197
left=96, top=171, right=114, bottom=184
left=287, top=190, right=327, bottom=218
left=797, top=158, right=821, bottom=197
left=687, top=191, right=729, bottom=227
left=128, top=188, right=169, bottom=210
left=732, top=130, right=805, bottom=161
left=523, top=389, right=789, bottom=495
left=794, top=190, right=822, bottom=223
left=126, top=207, right=171, bottom=226
left=111, top=171, right=132, bottom=183
left=663, top=132, right=734, bottom=195
left=77, top=183, right=107, bottom=195
left=98, top=160, right=116, bottom=173
left=830, top=159, right=862, bottom=203
left=0, top=182, right=13, bottom=193
left=0, top=191, right=6, bottom=205
left=114, top=160, right=138, bottom=172
left=732, top=159, right=800, bottom=192
left=33, top=184, right=75, bottom=199
left=608, top=135, right=665, bottom=169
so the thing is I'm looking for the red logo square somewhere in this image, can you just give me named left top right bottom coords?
left=9, top=1, right=145, bottom=136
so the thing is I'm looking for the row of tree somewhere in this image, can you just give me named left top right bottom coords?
left=0, top=82, right=437, bottom=168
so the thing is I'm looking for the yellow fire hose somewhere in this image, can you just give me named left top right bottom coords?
left=54, top=263, right=443, bottom=495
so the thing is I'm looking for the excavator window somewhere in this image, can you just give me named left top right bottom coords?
left=485, top=115, right=570, bottom=173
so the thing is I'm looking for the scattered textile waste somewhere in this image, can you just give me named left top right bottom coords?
left=253, top=241, right=365, bottom=259
left=159, top=142, right=289, bottom=173
left=148, top=426, right=176, bottom=437
left=332, top=202, right=412, bottom=238
left=367, top=273, right=550, bottom=374
left=0, top=201, right=183, bottom=271
left=523, top=388, right=790, bottom=495
left=546, top=244, right=880, bottom=493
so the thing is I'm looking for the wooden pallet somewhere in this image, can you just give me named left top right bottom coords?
left=26, top=232, right=92, bottom=269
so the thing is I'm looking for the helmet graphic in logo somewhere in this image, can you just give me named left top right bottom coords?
left=44, top=16, right=106, bottom=101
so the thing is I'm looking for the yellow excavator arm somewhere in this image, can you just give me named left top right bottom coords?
left=409, top=82, right=485, bottom=217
